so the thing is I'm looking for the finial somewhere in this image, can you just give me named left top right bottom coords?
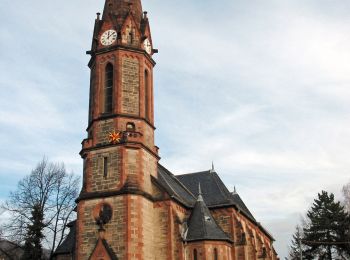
left=96, top=12, right=101, bottom=20
left=233, top=186, right=237, bottom=194
left=197, top=183, right=203, bottom=201
left=210, top=161, right=215, bottom=173
left=143, top=11, right=148, bottom=19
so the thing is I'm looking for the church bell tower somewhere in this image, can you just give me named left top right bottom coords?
left=76, top=0, right=159, bottom=258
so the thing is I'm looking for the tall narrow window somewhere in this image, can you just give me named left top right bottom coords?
left=103, top=157, right=108, bottom=178
left=214, top=248, right=218, bottom=260
left=193, top=249, right=198, bottom=260
left=88, top=68, right=95, bottom=123
left=144, top=70, right=150, bottom=121
left=104, top=63, right=114, bottom=113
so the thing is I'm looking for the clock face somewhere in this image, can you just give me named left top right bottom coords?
left=143, top=38, right=152, bottom=55
left=100, top=30, right=117, bottom=46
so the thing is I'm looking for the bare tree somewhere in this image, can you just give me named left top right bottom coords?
left=1, top=158, right=80, bottom=259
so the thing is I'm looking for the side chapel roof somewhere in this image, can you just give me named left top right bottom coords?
left=53, top=221, right=76, bottom=255
left=184, top=187, right=232, bottom=243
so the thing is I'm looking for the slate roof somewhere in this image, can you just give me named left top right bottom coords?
left=176, top=170, right=256, bottom=222
left=177, top=170, right=233, bottom=207
left=0, top=240, right=24, bottom=259
left=230, top=191, right=256, bottom=222
left=157, top=164, right=196, bottom=207
left=185, top=191, right=232, bottom=243
left=53, top=221, right=76, bottom=255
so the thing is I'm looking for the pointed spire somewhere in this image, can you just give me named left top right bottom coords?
left=233, top=186, right=237, bottom=194
left=210, top=161, right=215, bottom=173
left=102, top=0, right=143, bottom=25
left=185, top=184, right=232, bottom=243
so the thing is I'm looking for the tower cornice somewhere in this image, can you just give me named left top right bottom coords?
left=80, top=141, right=160, bottom=161
left=86, top=113, right=156, bottom=132
left=87, top=45, right=156, bottom=68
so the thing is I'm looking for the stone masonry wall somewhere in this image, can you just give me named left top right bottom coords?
left=153, top=202, right=169, bottom=259
left=78, top=197, right=126, bottom=260
left=141, top=198, right=155, bottom=259
left=122, top=57, right=140, bottom=115
left=211, top=209, right=233, bottom=240
left=141, top=150, right=157, bottom=193
left=89, top=147, right=122, bottom=192
left=96, top=119, right=114, bottom=145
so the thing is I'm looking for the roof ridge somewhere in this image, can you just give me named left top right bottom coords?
left=177, top=170, right=211, bottom=177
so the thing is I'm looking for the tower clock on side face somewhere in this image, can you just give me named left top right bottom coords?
left=143, top=38, right=152, bottom=55
left=101, top=30, right=117, bottom=46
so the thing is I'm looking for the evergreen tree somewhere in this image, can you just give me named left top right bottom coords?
left=303, top=191, right=350, bottom=259
left=289, top=225, right=303, bottom=260
left=288, top=225, right=314, bottom=260
left=21, top=204, right=45, bottom=260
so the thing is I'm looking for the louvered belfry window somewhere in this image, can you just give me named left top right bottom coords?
left=104, top=63, right=114, bottom=113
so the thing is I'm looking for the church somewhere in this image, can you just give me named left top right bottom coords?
left=53, top=0, right=279, bottom=259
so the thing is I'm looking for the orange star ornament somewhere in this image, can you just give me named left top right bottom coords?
left=108, top=130, right=122, bottom=144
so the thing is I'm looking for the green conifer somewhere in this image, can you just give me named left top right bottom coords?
left=303, top=191, right=350, bottom=259
left=21, top=204, right=45, bottom=260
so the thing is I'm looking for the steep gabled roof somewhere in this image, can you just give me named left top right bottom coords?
left=157, top=164, right=196, bottom=207
left=176, top=170, right=256, bottom=222
left=176, top=170, right=233, bottom=206
left=231, top=191, right=256, bottom=222
left=185, top=191, right=232, bottom=243
left=53, top=221, right=76, bottom=255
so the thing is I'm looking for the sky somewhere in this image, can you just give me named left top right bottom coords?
left=1, top=0, right=350, bottom=258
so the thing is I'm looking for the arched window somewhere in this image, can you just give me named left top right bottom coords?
left=193, top=249, right=198, bottom=260
left=144, top=70, right=150, bottom=121
left=126, top=122, right=136, bottom=132
left=104, top=63, right=114, bottom=113
left=214, top=248, right=218, bottom=260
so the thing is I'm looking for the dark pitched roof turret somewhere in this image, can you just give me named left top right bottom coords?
left=185, top=188, right=232, bottom=243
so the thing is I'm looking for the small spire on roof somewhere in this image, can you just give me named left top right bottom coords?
left=210, top=161, right=215, bottom=173
left=233, top=186, right=237, bottom=194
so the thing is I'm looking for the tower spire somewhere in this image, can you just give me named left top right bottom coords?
left=102, top=0, right=143, bottom=25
